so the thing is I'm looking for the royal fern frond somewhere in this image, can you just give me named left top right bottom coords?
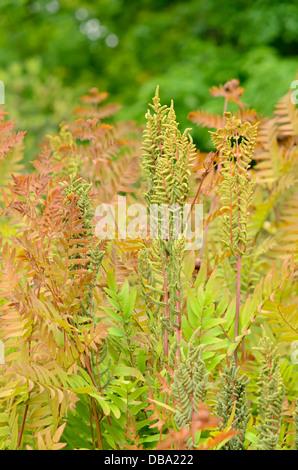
left=217, top=359, right=250, bottom=450
left=171, top=333, right=209, bottom=442
left=211, top=112, right=258, bottom=256
left=255, top=335, right=285, bottom=450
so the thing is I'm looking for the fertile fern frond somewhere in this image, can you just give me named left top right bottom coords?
left=255, top=335, right=285, bottom=450
left=142, top=86, right=195, bottom=207
left=171, top=331, right=209, bottom=445
left=139, top=87, right=195, bottom=357
left=217, top=359, right=250, bottom=450
left=139, top=237, right=185, bottom=356
left=210, top=112, right=258, bottom=256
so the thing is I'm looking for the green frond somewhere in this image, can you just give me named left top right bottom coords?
left=142, top=86, right=195, bottom=207
left=171, top=333, right=209, bottom=444
left=210, top=112, right=258, bottom=256
left=255, top=335, right=285, bottom=451
left=217, top=358, right=250, bottom=450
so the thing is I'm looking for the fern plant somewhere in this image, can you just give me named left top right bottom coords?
left=171, top=330, right=209, bottom=447
left=139, top=86, right=195, bottom=358
left=217, top=359, right=250, bottom=450
left=255, top=336, right=285, bottom=450
left=210, top=113, right=258, bottom=351
left=0, top=82, right=297, bottom=451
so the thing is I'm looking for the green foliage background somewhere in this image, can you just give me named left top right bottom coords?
left=0, top=0, right=297, bottom=162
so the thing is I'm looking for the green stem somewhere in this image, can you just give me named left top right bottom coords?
left=17, top=404, right=29, bottom=449
left=234, top=251, right=242, bottom=364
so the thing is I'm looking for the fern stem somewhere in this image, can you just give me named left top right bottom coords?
left=234, top=133, right=242, bottom=363
left=17, top=403, right=29, bottom=449
left=86, top=353, right=120, bottom=450
left=85, top=354, right=105, bottom=449
left=186, top=150, right=216, bottom=226
left=199, top=196, right=217, bottom=260
left=161, top=251, right=170, bottom=356
left=88, top=403, right=96, bottom=450
left=234, top=251, right=242, bottom=363
left=164, top=329, right=169, bottom=357
left=91, top=397, right=103, bottom=450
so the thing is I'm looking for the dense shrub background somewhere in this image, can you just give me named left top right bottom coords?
left=0, top=0, right=297, bottom=163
